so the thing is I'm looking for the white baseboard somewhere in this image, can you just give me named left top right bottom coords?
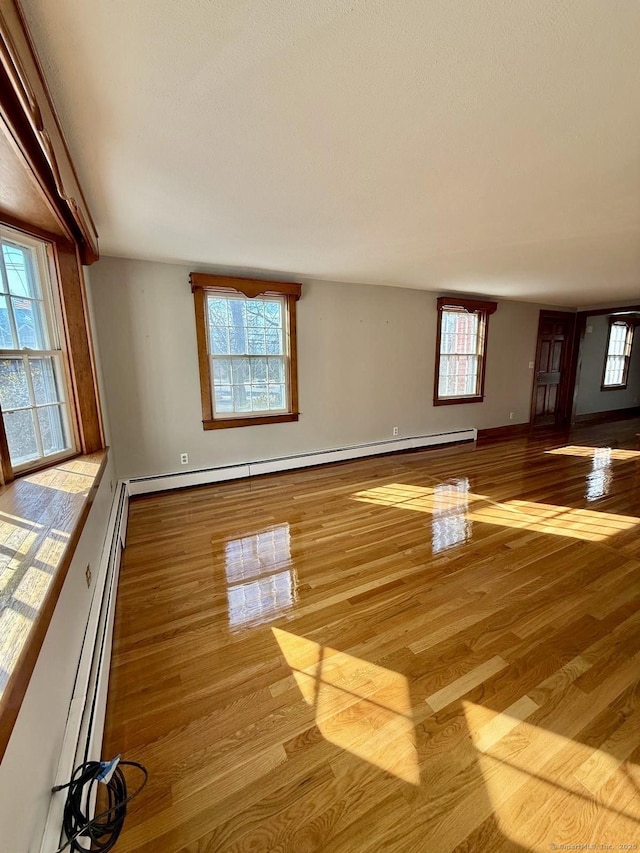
left=127, top=429, right=477, bottom=496
left=39, top=482, right=129, bottom=853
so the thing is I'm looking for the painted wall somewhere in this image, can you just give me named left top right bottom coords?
left=575, top=313, right=640, bottom=416
left=89, top=257, right=550, bottom=480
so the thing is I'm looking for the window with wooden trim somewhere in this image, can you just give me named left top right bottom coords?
left=602, top=318, right=634, bottom=389
left=0, top=226, right=75, bottom=474
left=191, top=273, right=301, bottom=429
left=434, top=297, right=497, bottom=405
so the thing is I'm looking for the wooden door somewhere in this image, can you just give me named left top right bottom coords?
left=531, top=313, right=574, bottom=426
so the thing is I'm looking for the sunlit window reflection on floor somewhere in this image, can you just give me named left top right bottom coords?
left=463, top=699, right=640, bottom=848
left=585, top=447, right=613, bottom=502
left=272, top=627, right=419, bottom=784
left=432, top=478, right=472, bottom=553
left=352, top=484, right=639, bottom=542
left=225, top=525, right=297, bottom=629
left=547, top=445, right=640, bottom=461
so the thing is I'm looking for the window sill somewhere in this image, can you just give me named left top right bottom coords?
left=433, top=396, right=484, bottom=406
left=600, top=384, right=628, bottom=392
left=0, top=449, right=108, bottom=762
left=203, top=413, right=299, bottom=430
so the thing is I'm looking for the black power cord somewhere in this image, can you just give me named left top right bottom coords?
left=51, top=757, right=148, bottom=852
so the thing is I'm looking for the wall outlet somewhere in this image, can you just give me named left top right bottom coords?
left=180, top=453, right=189, bottom=465
left=85, top=564, right=92, bottom=588
left=528, top=361, right=534, bottom=369
left=392, top=426, right=399, bottom=436
left=509, top=412, right=515, bottom=420
left=586, top=325, right=593, bottom=334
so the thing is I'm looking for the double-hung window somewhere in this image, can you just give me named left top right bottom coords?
left=191, top=273, right=301, bottom=429
left=434, top=297, right=497, bottom=405
left=0, top=227, right=73, bottom=471
left=602, top=317, right=635, bottom=389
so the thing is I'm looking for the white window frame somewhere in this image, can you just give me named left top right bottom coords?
left=602, top=318, right=634, bottom=390
left=0, top=226, right=75, bottom=472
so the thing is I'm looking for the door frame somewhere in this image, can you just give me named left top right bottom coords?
left=529, top=310, right=577, bottom=428
left=565, top=302, right=640, bottom=425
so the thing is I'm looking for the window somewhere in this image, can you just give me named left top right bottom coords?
left=191, top=273, right=301, bottom=429
left=434, top=297, right=497, bottom=405
left=0, top=228, right=74, bottom=472
left=602, top=317, right=634, bottom=389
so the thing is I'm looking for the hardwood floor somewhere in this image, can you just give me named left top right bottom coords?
left=102, top=420, right=640, bottom=852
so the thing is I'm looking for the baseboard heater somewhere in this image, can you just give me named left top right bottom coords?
left=39, top=482, right=129, bottom=853
left=128, top=428, right=477, bottom=496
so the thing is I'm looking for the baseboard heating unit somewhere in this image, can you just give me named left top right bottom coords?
left=39, top=482, right=129, bottom=853
left=128, top=428, right=477, bottom=496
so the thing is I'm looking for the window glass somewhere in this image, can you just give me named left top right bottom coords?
left=0, top=231, right=72, bottom=469
left=207, top=294, right=288, bottom=417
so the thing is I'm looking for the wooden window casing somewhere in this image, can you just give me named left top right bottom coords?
left=191, top=273, right=301, bottom=430
left=601, top=317, right=635, bottom=391
left=434, top=297, right=498, bottom=406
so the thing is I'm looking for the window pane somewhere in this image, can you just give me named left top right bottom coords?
left=37, top=405, right=67, bottom=456
left=250, top=384, right=268, bottom=411
left=208, top=297, right=229, bottom=327
left=251, top=357, right=268, bottom=383
left=268, top=384, right=285, bottom=410
left=267, top=357, right=285, bottom=383
left=229, top=326, right=248, bottom=355
left=0, top=295, right=14, bottom=348
left=12, top=296, right=46, bottom=349
left=439, top=354, right=479, bottom=397
left=247, top=328, right=266, bottom=355
left=440, top=310, right=479, bottom=355
left=246, top=301, right=264, bottom=326
left=0, top=358, right=31, bottom=409
left=30, top=357, right=63, bottom=405
left=231, top=357, right=251, bottom=385
left=605, top=355, right=624, bottom=386
left=265, top=329, right=283, bottom=355
left=4, top=409, right=39, bottom=467
left=210, top=326, right=229, bottom=355
left=212, top=357, right=231, bottom=385
left=2, top=243, right=39, bottom=298
left=232, top=385, right=252, bottom=412
left=264, top=301, right=281, bottom=327
left=213, top=385, right=233, bottom=413
left=227, top=299, right=247, bottom=327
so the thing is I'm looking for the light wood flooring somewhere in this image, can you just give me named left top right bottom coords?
left=103, top=420, right=640, bottom=852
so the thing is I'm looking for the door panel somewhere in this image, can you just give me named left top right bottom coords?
left=531, top=312, right=574, bottom=426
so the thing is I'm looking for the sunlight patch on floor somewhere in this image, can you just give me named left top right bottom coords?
left=463, top=699, right=640, bottom=849
left=351, top=483, right=639, bottom=542
left=273, top=627, right=420, bottom=784
left=546, top=445, right=640, bottom=461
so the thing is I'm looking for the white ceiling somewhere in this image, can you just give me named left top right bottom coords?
left=21, top=0, right=640, bottom=306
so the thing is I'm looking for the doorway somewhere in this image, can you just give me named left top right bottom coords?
left=530, top=311, right=576, bottom=427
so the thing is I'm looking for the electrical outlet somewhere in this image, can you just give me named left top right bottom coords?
left=85, top=564, right=92, bottom=588
left=392, top=426, right=399, bottom=436
left=528, top=361, right=534, bottom=369
left=180, top=453, right=189, bottom=465
left=509, top=412, right=515, bottom=420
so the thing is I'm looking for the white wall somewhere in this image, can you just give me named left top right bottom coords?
left=0, top=461, right=116, bottom=853
left=89, top=257, right=551, bottom=480
left=0, top=271, right=117, bottom=853
left=576, top=313, right=640, bottom=416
